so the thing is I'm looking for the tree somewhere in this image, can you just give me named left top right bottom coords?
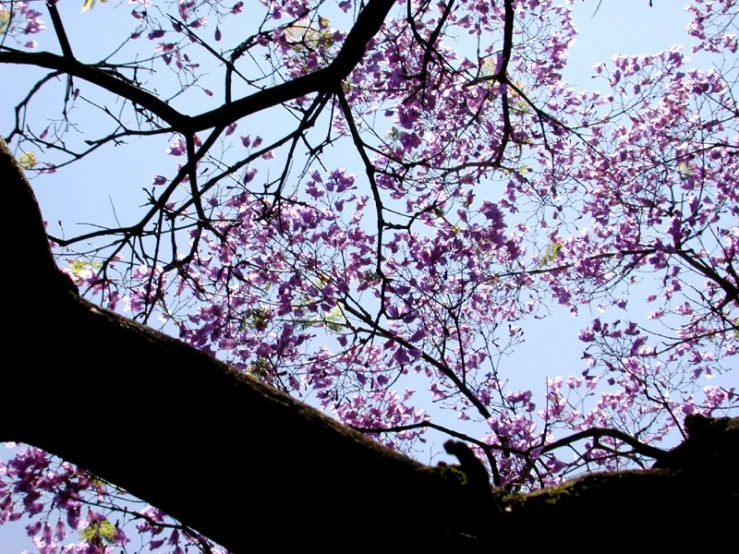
left=1, top=0, right=737, bottom=551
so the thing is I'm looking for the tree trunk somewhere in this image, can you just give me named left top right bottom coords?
left=2, top=137, right=737, bottom=551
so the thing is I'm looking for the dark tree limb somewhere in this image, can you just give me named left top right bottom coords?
left=1, top=136, right=495, bottom=551
left=1, top=0, right=396, bottom=134
left=2, top=137, right=737, bottom=551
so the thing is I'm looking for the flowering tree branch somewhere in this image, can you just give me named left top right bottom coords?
left=2, top=0, right=738, bottom=550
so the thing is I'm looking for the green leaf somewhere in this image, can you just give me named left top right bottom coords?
left=538, top=240, right=563, bottom=267
left=0, top=6, right=9, bottom=34
left=68, top=259, right=102, bottom=276
left=322, top=305, right=345, bottom=333
left=18, top=151, right=37, bottom=170
left=80, top=519, right=116, bottom=544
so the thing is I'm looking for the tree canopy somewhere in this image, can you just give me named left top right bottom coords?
left=1, top=0, right=737, bottom=552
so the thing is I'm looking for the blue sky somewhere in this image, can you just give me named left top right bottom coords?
left=0, top=0, right=706, bottom=550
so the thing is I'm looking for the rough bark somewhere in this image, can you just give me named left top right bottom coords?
left=2, top=137, right=737, bottom=551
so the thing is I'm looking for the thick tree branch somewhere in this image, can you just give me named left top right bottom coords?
left=0, top=49, right=189, bottom=129
left=1, top=135, right=492, bottom=552
left=186, top=0, right=396, bottom=132
left=46, top=1, right=74, bottom=60
left=0, top=0, right=396, bottom=134
left=2, top=136, right=75, bottom=292
left=2, top=136, right=738, bottom=552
